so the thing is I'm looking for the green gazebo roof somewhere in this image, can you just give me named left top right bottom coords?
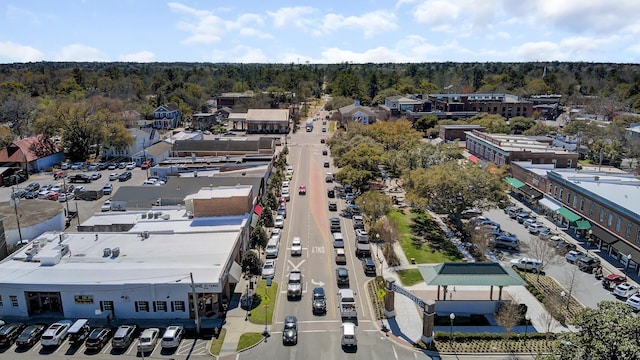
left=418, top=263, right=527, bottom=287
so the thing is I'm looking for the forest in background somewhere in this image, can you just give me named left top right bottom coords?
left=0, top=61, right=639, bottom=162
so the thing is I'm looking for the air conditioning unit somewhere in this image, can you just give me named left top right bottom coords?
left=103, top=248, right=112, bottom=257
left=111, top=247, right=120, bottom=257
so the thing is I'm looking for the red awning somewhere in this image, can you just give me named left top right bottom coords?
left=468, top=155, right=480, bottom=164
left=254, top=204, right=263, bottom=216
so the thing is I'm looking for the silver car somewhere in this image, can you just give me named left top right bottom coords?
left=262, top=259, right=276, bottom=279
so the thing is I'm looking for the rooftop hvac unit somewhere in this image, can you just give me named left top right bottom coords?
left=187, top=211, right=193, bottom=219
left=147, top=211, right=154, bottom=219
left=141, top=213, right=147, bottom=219
left=103, top=248, right=112, bottom=257
left=161, top=214, right=170, bottom=220
left=154, top=212, right=162, bottom=219
left=143, top=231, right=150, bottom=239
left=111, top=247, right=120, bottom=257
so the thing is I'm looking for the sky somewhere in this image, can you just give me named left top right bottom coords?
left=1, top=0, right=639, bottom=64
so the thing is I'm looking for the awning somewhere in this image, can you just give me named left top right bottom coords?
left=557, top=207, right=581, bottom=223
left=611, top=241, right=640, bottom=262
left=504, top=177, right=525, bottom=189
left=539, top=197, right=562, bottom=211
left=228, top=261, right=243, bottom=283
left=469, top=155, right=480, bottom=164
left=591, top=224, right=618, bottom=245
left=574, top=220, right=591, bottom=230
left=253, top=204, right=263, bottom=216
left=520, top=185, right=543, bottom=200
left=251, top=213, right=259, bottom=227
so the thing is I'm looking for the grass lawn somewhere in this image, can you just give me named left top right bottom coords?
left=209, top=328, right=227, bottom=355
left=397, top=269, right=424, bottom=286
left=237, top=332, right=264, bottom=352
left=248, top=280, right=279, bottom=325
left=387, top=209, right=461, bottom=264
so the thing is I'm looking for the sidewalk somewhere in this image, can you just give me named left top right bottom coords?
left=217, top=277, right=267, bottom=359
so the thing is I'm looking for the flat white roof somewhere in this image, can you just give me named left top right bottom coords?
left=0, top=229, right=239, bottom=286
left=246, top=109, right=289, bottom=122
left=185, top=185, right=252, bottom=200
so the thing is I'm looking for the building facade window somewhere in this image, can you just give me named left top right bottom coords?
left=627, top=222, right=633, bottom=239
left=600, top=208, right=605, bottom=222
left=567, top=192, right=571, bottom=205
left=172, top=301, right=186, bottom=312
left=589, top=202, right=594, bottom=216
left=616, top=217, right=622, bottom=232
left=580, top=198, right=585, bottom=212
left=608, top=212, right=613, bottom=227
left=135, top=301, right=149, bottom=312
left=100, top=301, right=114, bottom=311
left=572, top=195, right=578, bottom=208
left=559, top=188, right=563, bottom=201
left=10, top=296, right=18, bottom=307
left=637, top=230, right=640, bottom=245
left=0, top=295, right=3, bottom=307
left=154, top=301, right=167, bottom=312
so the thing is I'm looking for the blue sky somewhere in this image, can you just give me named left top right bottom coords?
left=1, top=0, right=639, bottom=63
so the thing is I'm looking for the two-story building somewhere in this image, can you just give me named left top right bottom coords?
left=191, top=113, right=218, bottom=131
left=153, top=104, right=182, bottom=129
left=338, top=100, right=377, bottom=129
left=245, top=109, right=290, bottom=134
left=104, top=128, right=160, bottom=160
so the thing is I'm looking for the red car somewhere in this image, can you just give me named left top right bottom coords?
left=603, top=274, right=627, bottom=291
left=46, top=192, right=60, bottom=200
left=298, top=185, right=306, bottom=195
left=278, top=196, right=287, bottom=206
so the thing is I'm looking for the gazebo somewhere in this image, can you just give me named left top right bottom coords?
left=418, top=262, right=526, bottom=301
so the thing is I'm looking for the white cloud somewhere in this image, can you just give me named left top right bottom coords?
left=118, top=51, right=156, bottom=62
left=210, top=45, right=268, bottom=63
left=266, top=6, right=315, bottom=28
left=413, top=0, right=461, bottom=32
left=0, top=41, right=43, bottom=62
left=510, top=41, right=564, bottom=61
left=56, top=44, right=106, bottom=61
left=6, top=5, right=42, bottom=24
left=318, top=10, right=398, bottom=38
left=169, top=3, right=269, bottom=44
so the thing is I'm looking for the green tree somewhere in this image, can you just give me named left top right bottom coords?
left=414, top=115, right=438, bottom=135
left=551, top=301, right=640, bottom=360
left=509, top=116, right=536, bottom=134
left=331, top=71, right=363, bottom=99
left=404, top=162, right=508, bottom=229
left=469, top=114, right=510, bottom=133
left=355, top=190, right=393, bottom=225
left=250, top=226, right=268, bottom=250
left=524, top=123, right=557, bottom=136
left=241, top=249, right=263, bottom=277
left=0, top=126, right=14, bottom=149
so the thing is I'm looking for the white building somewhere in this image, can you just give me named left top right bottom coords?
left=0, top=207, right=249, bottom=321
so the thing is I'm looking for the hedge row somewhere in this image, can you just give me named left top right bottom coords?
left=434, top=331, right=554, bottom=342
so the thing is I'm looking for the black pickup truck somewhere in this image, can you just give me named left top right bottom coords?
left=69, top=174, right=92, bottom=183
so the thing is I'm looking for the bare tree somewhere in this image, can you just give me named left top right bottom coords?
left=561, top=265, right=580, bottom=315
left=495, top=302, right=522, bottom=343
left=465, top=223, right=493, bottom=262
left=526, top=236, right=561, bottom=281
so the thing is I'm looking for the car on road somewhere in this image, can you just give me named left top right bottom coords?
left=291, top=237, right=302, bottom=256
left=362, top=257, right=376, bottom=276
left=510, top=258, right=544, bottom=273
left=527, top=223, right=545, bottom=234
left=603, top=274, right=627, bottom=291
left=41, top=320, right=73, bottom=347
left=322, top=149, right=328, bottom=155
left=274, top=215, right=285, bottom=228
left=565, top=250, right=587, bottom=264
left=126, top=162, right=136, bottom=170
left=335, top=248, right=346, bottom=264
left=112, top=324, right=138, bottom=349
left=312, top=287, right=327, bottom=314
left=101, top=200, right=112, bottom=212
left=282, top=316, right=298, bottom=345
left=287, top=271, right=302, bottom=299
left=336, top=267, right=349, bottom=286
left=327, top=188, right=335, bottom=198
left=320, top=138, right=325, bottom=144
left=333, top=232, right=344, bottom=248
left=298, top=184, right=306, bottom=195
left=109, top=173, right=119, bottom=181
left=614, top=283, right=638, bottom=299
left=262, top=259, right=276, bottom=279
left=103, top=183, right=113, bottom=195
left=323, top=160, right=329, bottom=167
left=626, top=294, right=640, bottom=311
left=328, top=201, right=337, bottom=211
left=91, top=173, right=102, bottom=181
left=341, top=322, right=357, bottom=348
left=58, top=193, right=74, bottom=202
left=0, top=322, right=26, bottom=347
left=137, top=328, right=160, bottom=353
left=85, top=327, right=113, bottom=351
left=16, top=324, right=45, bottom=347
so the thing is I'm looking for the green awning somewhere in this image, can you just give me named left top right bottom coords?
left=574, top=220, right=591, bottom=230
left=557, top=207, right=581, bottom=223
left=504, top=177, right=525, bottom=189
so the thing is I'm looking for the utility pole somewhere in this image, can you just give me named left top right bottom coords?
left=10, top=184, right=23, bottom=243
left=190, top=272, right=201, bottom=334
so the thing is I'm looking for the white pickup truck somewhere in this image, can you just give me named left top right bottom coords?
left=338, top=289, right=357, bottom=320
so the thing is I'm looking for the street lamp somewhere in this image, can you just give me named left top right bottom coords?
left=524, top=314, right=531, bottom=340
left=376, top=233, right=382, bottom=276
left=561, top=291, right=567, bottom=311
left=263, top=277, right=272, bottom=340
left=625, top=254, right=632, bottom=275
left=245, top=283, right=249, bottom=321
left=449, top=313, right=455, bottom=346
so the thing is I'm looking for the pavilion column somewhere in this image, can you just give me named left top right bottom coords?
left=421, top=300, right=436, bottom=346
left=384, top=278, right=396, bottom=318
left=443, top=285, right=448, bottom=301
left=498, top=285, right=503, bottom=300
left=490, top=285, right=493, bottom=300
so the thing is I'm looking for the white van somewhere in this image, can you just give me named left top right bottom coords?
left=341, top=322, right=357, bottom=347
left=265, top=237, right=279, bottom=258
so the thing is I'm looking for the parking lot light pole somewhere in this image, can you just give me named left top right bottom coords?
left=449, top=313, right=455, bottom=346
left=524, top=314, right=531, bottom=342
left=561, top=291, right=568, bottom=311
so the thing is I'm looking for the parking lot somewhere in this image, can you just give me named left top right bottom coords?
left=483, top=206, right=630, bottom=309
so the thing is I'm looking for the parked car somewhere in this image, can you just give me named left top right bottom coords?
left=109, top=173, right=119, bottom=181
left=527, top=223, right=545, bottom=234
left=41, top=320, right=73, bottom=347
left=516, top=212, right=531, bottom=223
left=327, top=188, right=335, bottom=198
left=312, top=287, right=327, bottom=314
left=91, top=173, right=102, bottom=180
left=539, top=228, right=559, bottom=240
left=24, top=191, right=38, bottom=199
left=107, top=163, right=117, bottom=170
left=262, top=259, right=276, bottom=279
left=277, top=205, right=287, bottom=218
left=282, top=316, right=298, bottom=345
left=58, top=193, right=74, bottom=202
left=626, top=294, right=640, bottom=311
left=101, top=200, right=112, bottom=212
left=117, top=162, right=126, bottom=169
left=274, top=215, right=285, bottom=228
left=577, top=256, right=601, bottom=273
left=16, top=324, right=45, bottom=347
left=126, top=162, right=136, bottom=170
left=112, top=324, right=138, bottom=349
left=510, top=258, right=544, bottom=273
left=555, top=240, right=577, bottom=255
left=25, top=182, right=40, bottom=192
left=137, top=328, right=160, bottom=353
left=603, top=274, right=627, bottom=291
left=118, top=171, right=132, bottom=181
left=0, top=323, right=26, bottom=347
left=565, top=250, right=587, bottom=264
left=102, top=183, right=113, bottom=195
left=614, top=283, right=638, bottom=298
left=323, top=160, right=329, bottom=167
left=85, top=327, right=113, bottom=351
left=160, top=325, right=184, bottom=349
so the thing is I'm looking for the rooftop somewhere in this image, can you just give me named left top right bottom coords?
left=418, top=263, right=526, bottom=286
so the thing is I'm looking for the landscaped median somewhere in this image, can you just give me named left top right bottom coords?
left=248, top=279, right=278, bottom=326
left=418, top=332, right=556, bottom=354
